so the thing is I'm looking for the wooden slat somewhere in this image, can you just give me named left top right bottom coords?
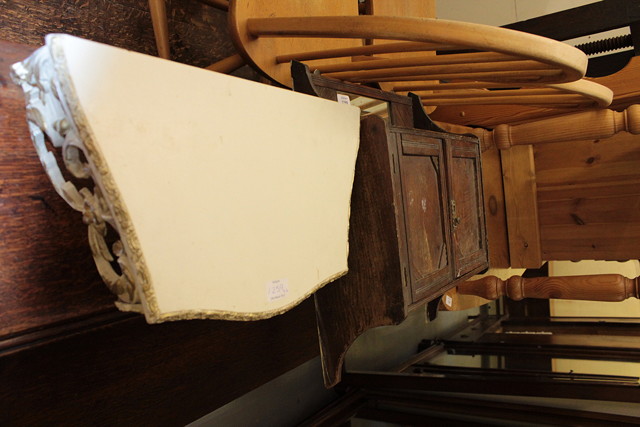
left=367, top=0, right=436, bottom=20
left=395, top=81, right=522, bottom=92
left=537, top=180, right=640, bottom=202
left=205, top=53, right=245, bottom=73
left=365, top=0, right=436, bottom=94
left=275, top=41, right=454, bottom=63
left=538, top=195, right=640, bottom=226
left=429, top=104, right=564, bottom=128
left=501, top=146, right=543, bottom=268
left=148, top=0, right=170, bottom=58
left=421, top=94, right=587, bottom=107
left=429, top=56, right=640, bottom=128
left=356, top=69, right=564, bottom=83
left=325, top=60, right=556, bottom=81
left=230, top=0, right=361, bottom=87
left=415, top=88, right=562, bottom=98
left=313, top=52, right=521, bottom=74
left=481, top=148, right=510, bottom=267
left=534, top=132, right=640, bottom=173
left=534, top=132, right=640, bottom=187
left=198, top=0, right=229, bottom=11
left=541, top=224, right=640, bottom=261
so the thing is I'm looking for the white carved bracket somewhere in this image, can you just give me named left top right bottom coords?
left=11, top=40, right=142, bottom=312
left=10, top=34, right=361, bottom=322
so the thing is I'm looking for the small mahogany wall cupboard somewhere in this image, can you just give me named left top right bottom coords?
left=293, top=65, right=489, bottom=386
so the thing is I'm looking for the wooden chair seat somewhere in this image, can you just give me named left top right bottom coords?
left=148, top=0, right=612, bottom=108
left=228, top=0, right=612, bottom=108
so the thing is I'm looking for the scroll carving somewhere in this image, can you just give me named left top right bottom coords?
left=11, top=45, right=142, bottom=312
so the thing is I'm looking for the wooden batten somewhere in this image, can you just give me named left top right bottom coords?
left=501, top=146, right=543, bottom=268
left=482, top=147, right=510, bottom=267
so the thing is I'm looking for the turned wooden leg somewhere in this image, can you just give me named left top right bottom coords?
left=149, top=0, right=170, bottom=59
left=486, top=105, right=640, bottom=150
left=205, top=54, right=246, bottom=73
left=458, top=273, right=640, bottom=302
left=197, top=0, right=229, bottom=11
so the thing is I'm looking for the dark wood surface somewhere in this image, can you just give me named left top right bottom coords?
left=304, top=387, right=640, bottom=426
left=396, top=129, right=452, bottom=301
left=0, top=41, right=116, bottom=339
left=0, top=301, right=318, bottom=426
left=0, top=0, right=227, bottom=67
left=0, top=38, right=320, bottom=425
left=314, top=115, right=408, bottom=388
left=314, top=118, right=489, bottom=387
left=298, top=69, right=489, bottom=388
left=351, top=313, right=640, bottom=406
left=447, top=138, right=488, bottom=277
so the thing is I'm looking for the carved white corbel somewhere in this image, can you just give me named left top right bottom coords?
left=11, top=34, right=361, bottom=322
left=11, top=42, right=143, bottom=313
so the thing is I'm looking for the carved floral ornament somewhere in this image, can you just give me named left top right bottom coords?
left=11, top=41, right=143, bottom=313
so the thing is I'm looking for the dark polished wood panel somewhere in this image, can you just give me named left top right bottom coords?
left=0, top=41, right=115, bottom=339
left=0, top=300, right=318, bottom=426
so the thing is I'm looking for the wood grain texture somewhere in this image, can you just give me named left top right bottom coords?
left=447, top=138, right=488, bottom=277
left=314, top=115, right=407, bottom=388
left=480, top=147, right=510, bottom=267
left=459, top=274, right=639, bottom=302
left=244, top=16, right=586, bottom=83
left=429, top=56, right=640, bottom=128
left=229, top=0, right=361, bottom=87
left=398, top=132, right=452, bottom=299
left=148, top=0, right=170, bottom=59
left=0, top=300, right=319, bottom=426
left=0, top=0, right=242, bottom=70
left=500, top=146, right=543, bottom=268
left=538, top=194, right=640, bottom=226
left=541, top=223, right=640, bottom=261
left=534, top=131, right=640, bottom=187
left=535, top=130, right=640, bottom=260
left=313, top=104, right=488, bottom=388
left=359, top=0, right=436, bottom=94
left=492, top=105, right=640, bottom=149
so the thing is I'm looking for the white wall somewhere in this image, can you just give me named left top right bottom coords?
left=436, top=0, right=599, bottom=25
left=436, top=0, right=630, bottom=56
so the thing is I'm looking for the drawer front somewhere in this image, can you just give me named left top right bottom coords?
left=398, top=134, right=453, bottom=301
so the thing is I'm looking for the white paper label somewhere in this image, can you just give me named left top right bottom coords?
left=445, top=295, right=453, bottom=307
left=337, top=94, right=351, bottom=105
left=266, top=278, right=289, bottom=302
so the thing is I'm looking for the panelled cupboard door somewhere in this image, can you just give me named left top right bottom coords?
left=447, top=137, right=488, bottom=278
left=396, top=131, right=454, bottom=302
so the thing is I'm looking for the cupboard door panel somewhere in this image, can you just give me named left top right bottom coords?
left=448, top=139, right=488, bottom=277
left=399, top=136, right=453, bottom=301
